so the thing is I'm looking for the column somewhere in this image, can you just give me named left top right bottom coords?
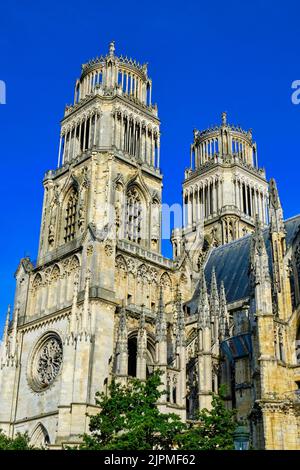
left=249, top=185, right=253, bottom=217
left=239, top=181, right=242, bottom=212
left=130, top=74, right=133, bottom=94
left=188, top=191, right=192, bottom=227
left=57, top=135, right=62, bottom=168
left=234, top=178, right=237, bottom=207
left=157, top=135, right=160, bottom=168
left=207, top=182, right=211, bottom=216
left=245, top=184, right=249, bottom=215
left=119, top=114, right=123, bottom=150
left=190, top=145, right=193, bottom=169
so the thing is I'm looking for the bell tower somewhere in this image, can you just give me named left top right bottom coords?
left=173, top=113, right=269, bottom=254
left=38, top=41, right=163, bottom=264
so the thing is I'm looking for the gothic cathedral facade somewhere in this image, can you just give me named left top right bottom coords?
left=0, top=43, right=299, bottom=449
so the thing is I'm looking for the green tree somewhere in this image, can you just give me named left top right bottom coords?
left=80, top=370, right=186, bottom=450
left=0, top=430, right=34, bottom=450
left=176, top=386, right=236, bottom=450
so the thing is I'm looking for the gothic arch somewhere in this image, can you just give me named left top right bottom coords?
left=60, top=184, right=79, bottom=244
left=51, top=264, right=61, bottom=281
left=30, top=422, right=50, bottom=447
left=125, top=185, right=147, bottom=245
left=126, top=170, right=151, bottom=203
left=115, top=255, right=128, bottom=274
left=69, top=254, right=80, bottom=271
left=160, top=272, right=172, bottom=307
left=32, top=272, right=43, bottom=290
left=127, top=330, right=155, bottom=377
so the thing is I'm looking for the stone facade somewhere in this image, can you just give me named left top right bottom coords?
left=0, top=42, right=299, bottom=449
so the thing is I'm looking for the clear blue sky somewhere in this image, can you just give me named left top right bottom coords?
left=1, top=0, right=300, bottom=331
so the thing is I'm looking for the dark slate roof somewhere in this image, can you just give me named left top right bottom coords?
left=187, top=215, right=300, bottom=314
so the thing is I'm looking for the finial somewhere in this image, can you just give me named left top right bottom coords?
left=109, top=40, right=115, bottom=57
left=6, top=305, right=11, bottom=322
left=269, top=178, right=280, bottom=210
left=221, top=111, right=227, bottom=125
left=140, top=304, right=146, bottom=330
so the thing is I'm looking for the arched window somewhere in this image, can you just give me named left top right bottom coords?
left=64, top=187, right=78, bottom=243
left=125, top=186, right=143, bottom=244
left=30, top=423, right=50, bottom=447
left=128, top=337, right=137, bottom=377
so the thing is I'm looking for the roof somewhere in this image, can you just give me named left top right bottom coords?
left=187, top=215, right=300, bottom=314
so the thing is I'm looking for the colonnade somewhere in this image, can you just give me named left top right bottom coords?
left=234, top=178, right=268, bottom=224
left=57, top=111, right=101, bottom=167
left=113, top=111, right=160, bottom=168
left=190, top=136, right=257, bottom=169
left=75, top=66, right=152, bottom=107
left=183, top=177, right=268, bottom=227
left=184, top=178, right=222, bottom=227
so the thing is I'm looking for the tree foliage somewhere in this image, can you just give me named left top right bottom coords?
left=80, top=372, right=236, bottom=451
left=0, top=430, right=34, bottom=450
left=176, top=385, right=236, bottom=450
left=80, top=370, right=185, bottom=450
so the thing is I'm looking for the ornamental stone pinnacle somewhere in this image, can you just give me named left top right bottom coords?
left=109, top=40, right=115, bottom=57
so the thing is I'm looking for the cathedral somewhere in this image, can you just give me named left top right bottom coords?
left=0, top=42, right=299, bottom=450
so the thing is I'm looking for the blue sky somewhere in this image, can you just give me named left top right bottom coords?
left=0, top=0, right=300, bottom=331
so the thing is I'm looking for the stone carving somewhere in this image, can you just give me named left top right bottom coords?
left=48, top=215, right=56, bottom=246
left=78, top=202, right=85, bottom=231
left=87, top=245, right=94, bottom=257
left=105, top=243, right=113, bottom=257
left=31, top=335, right=63, bottom=391
left=127, top=258, right=136, bottom=275
left=37, top=338, right=62, bottom=387
left=115, top=255, right=127, bottom=272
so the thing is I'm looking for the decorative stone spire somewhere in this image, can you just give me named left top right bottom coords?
left=1, top=305, right=10, bottom=364
left=116, top=304, right=128, bottom=356
left=137, top=305, right=147, bottom=380
left=69, top=275, right=79, bottom=340
left=2, top=305, right=10, bottom=344
left=109, top=40, right=115, bottom=57
left=10, top=303, right=19, bottom=360
left=210, top=267, right=220, bottom=341
left=250, top=216, right=271, bottom=289
left=197, top=268, right=210, bottom=329
left=219, top=281, right=229, bottom=339
left=221, top=111, right=227, bottom=125
left=210, top=267, right=219, bottom=317
left=115, top=304, right=128, bottom=377
left=155, top=287, right=167, bottom=343
left=175, top=285, right=185, bottom=348
left=269, top=178, right=285, bottom=234
left=81, top=271, right=91, bottom=338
